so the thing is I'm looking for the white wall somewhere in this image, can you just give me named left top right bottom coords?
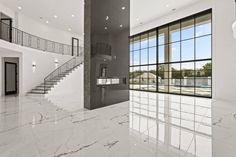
left=46, top=64, right=84, bottom=111
left=17, top=14, right=82, bottom=45
left=212, top=0, right=236, bottom=102
left=131, top=0, right=236, bottom=102
left=0, top=2, right=83, bottom=45
left=0, top=40, right=73, bottom=96
left=0, top=3, right=15, bottom=22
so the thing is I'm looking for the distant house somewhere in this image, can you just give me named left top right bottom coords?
left=133, top=72, right=156, bottom=84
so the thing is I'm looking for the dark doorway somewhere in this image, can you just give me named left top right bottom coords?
left=0, top=18, right=12, bottom=42
left=72, top=37, right=79, bottom=56
left=5, top=62, right=17, bottom=95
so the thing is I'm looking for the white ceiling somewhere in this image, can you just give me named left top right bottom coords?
left=130, top=0, right=202, bottom=28
left=0, top=0, right=84, bottom=35
left=0, top=0, right=202, bottom=35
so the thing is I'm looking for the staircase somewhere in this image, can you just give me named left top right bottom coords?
left=28, top=56, right=83, bottom=94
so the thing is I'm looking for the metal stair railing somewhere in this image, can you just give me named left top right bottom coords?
left=43, top=53, right=84, bottom=93
left=0, top=20, right=82, bottom=56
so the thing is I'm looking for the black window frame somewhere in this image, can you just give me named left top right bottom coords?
left=129, top=9, right=212, bottom=98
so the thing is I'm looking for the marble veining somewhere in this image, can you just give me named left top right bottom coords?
left=104, top=140, right=119, bottom=149
left=0, top=91, right=236, bottom=157
left=54, top=141, right=98, bottom=157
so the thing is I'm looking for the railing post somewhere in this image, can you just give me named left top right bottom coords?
left=21, top=31, right=23, bottom=46
left=45, top=40, right=47, bottom=51
left=44, top=78, right=46, bottom=94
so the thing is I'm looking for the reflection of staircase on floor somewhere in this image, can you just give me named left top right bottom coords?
left=28, top=56, right=83, bottom=95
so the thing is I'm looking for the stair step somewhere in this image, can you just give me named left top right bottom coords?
left=28, top=91, right=47, bottom=94
left=44, top=82, right=57, bottom=85
left=37, top=84, right=54, bottom=88
left=45, top=80, right=58, bottom=83
left=32, top=88, right=50, bottom=91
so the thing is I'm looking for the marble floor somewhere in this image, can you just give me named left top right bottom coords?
left=0, top=91, right=236, bottom=157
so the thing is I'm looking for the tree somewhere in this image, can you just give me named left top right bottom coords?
left=202, top=63, right=212, bottom=77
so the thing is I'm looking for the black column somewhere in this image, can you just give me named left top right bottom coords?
left=84, top=0, right=130, bottom=110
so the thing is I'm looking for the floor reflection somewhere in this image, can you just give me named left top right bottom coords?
left=129, top=91, right=212, bottom=157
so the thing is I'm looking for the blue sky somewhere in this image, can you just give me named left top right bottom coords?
left=130, top=22, right=212, bottom=69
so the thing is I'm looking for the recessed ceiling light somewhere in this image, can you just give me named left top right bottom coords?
left=106, top=16, right=109, bottom=21
left=120, top=24, right=123, bottom=28
left=72, top=14, right=75, bottom=18
left=54, top=15, right=58, bottom=19
left=136, top=18, right=140, bottom=21
left=17, top=6, right=22, bottom=10
left=121, top=6, right=126, bottom=10
left=104, top=27, right=108, bottom=30
left=46, top=21, right=49, bottom=24
left=68, top=28, right=72, bottom=31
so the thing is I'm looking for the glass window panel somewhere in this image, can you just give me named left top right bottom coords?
left=195, top=87, right=211, bottom=97
left=196, top=13, right=212, bottom=37
left=149, top=47, right=156, bottom=64
left=169, top=42, right=180, bottom=62
left=196, top=36, right=211, bottom=60
left=133, top=50, right=140, bottom=65
left=182, top=70, right=194, bottom=77
left=196, top=78, right=211, bottom=88
left=158, top=85, right=169, bottom=92
left=170, top=63, right=180, bottom=71
left=140, top=66, right=148, bottom=91
left=141, top=49, right=148, bottom=65
left=130, top=51, right=133, bottom=66
left=159, top=45, right=168, bottom=63
left=170, top=63, right=181, bottom=79
left=171, top=71, right=181, bottom=79
left=130, top=67, right=134, bottom=89
left=141, top=34, right=148, bottom=49
left=133, top=66, right=140, bottom=90
left=182, top=62, right=194, bottom=78
left=148, top=65, right=157, bottom=91
left=182, top=39, right=194, bottom=61
left=182, top=62, right=194, bottom=71
left=158, top=64, right=169, bottom=77
left=133, top=36, right=140, bottom=50
left=149, top=31, right=157, bottom=47
left=169, top=79, right=181, bottom=86
left=181, top=84, right=194, bottom=95
left=169, top=85, right=180, bottom=94
left=169, top=22, right=180, bottom=43
left=130, top=38, right=133, bottom=51
left=159, top=26, right=168, bottom=45
left=181, top=18, right=194, bottom=40
left=196, top=61, right=212, bottom=77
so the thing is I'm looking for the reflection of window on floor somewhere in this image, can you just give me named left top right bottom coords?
left=129, top=91, right=212, bottom=156
left=129, top=9, right=212, bottom=98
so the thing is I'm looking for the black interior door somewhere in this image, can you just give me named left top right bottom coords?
left=72, top=37, right=79, bottom=56
left=0, top=18, right=12, bottom=42
left=5, top=62, right=17, bottom=95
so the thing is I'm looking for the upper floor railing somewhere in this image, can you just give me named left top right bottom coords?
left=0, top=20, right=83, bottom=56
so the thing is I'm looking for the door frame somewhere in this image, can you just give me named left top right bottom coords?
left=5, top=62, right=17, bottom=95
left=0, top=18, right=13, bottom=42
left=72, top=37, right=79, bottom=56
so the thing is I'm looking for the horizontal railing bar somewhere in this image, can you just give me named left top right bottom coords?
left=0, top=21, right=84, bottom=56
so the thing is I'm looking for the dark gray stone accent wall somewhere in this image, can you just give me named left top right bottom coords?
left=84, top=0, right=130, bottom=110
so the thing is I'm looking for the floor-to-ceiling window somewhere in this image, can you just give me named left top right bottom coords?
left=130, top=10, right=212, bottom=98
